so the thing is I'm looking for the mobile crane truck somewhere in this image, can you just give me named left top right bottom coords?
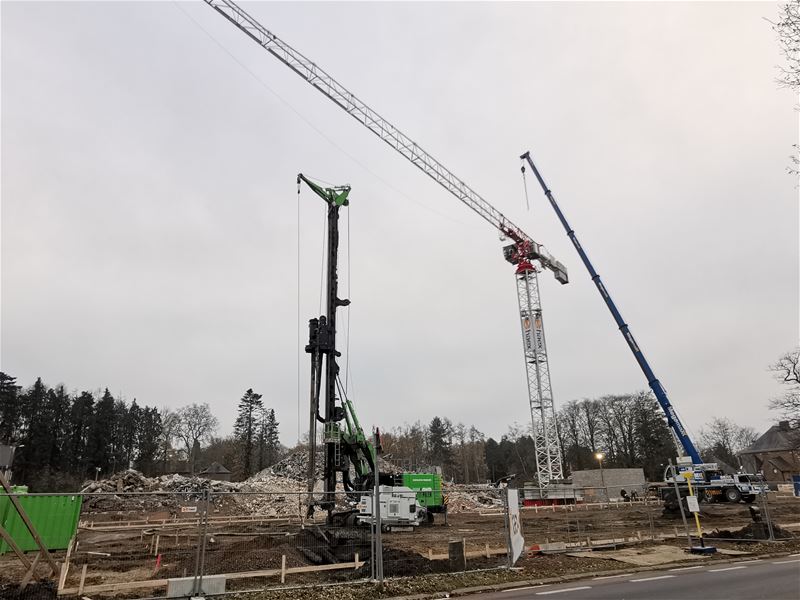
left=519, top=152, right=767, bottom=512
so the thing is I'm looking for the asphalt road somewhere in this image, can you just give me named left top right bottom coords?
left=467, top=555, right=800, bottom=600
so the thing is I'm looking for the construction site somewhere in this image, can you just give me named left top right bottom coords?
left=1, top=459, right=799, bottom=599
left=2, top=1, right=799, bottom=599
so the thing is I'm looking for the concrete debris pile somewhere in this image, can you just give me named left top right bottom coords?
left=159, top=473, right=240, bottom=495
left=249, top=449, right=403, bottom=484
left=80, top=469, right=242, bottom=512
left=377, top=456, right=404, bottom=475
left=251, top=450, right=321, bottom=482
left=444, top=484, right=503, bottom=513
left=80, top=469, right=154, bottom=494
left=80, top=450, right=411, bottom=516
left=236, top=469, right=319, bottom=518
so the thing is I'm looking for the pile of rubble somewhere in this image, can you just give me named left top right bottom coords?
left=80, top=469, right=155, bottom=494
left=444, top=484, right=503, bottom=513
left=79, top=454, right=494, bottom=517
left=79, top=469, right=244, bottom=512
left=254, top=450, right=322, bottom=482
left=79, top=454, right=337, bottom=516
left=80, top=469, right=240, bottom=496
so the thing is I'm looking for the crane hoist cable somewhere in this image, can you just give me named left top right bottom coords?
left=521, top=163, right=531, bottom=212
left=297, top=179, right=301, bottom=443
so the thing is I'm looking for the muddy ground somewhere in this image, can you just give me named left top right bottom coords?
left=2, top=496, right=798, bottom=597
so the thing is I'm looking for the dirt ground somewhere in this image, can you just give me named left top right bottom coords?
left=2, top=496, right=798, bottom=597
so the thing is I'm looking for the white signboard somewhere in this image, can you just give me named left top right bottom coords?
left=532, top=315, right=545, bottom=353
left=181, top=506, right=198, bottom=513
left=686, top=496, right=700, bottom=513
left=506, top=489, right=525, bottom=565
left=521, top=316, right=533, bottom=352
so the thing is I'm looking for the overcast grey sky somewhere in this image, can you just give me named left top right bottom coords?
left=2, top=1, right=797, bottom=447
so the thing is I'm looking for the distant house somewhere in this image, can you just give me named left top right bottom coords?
left=738, top=421, right=800, bottom=482
left=198, top=462, right=232, bottom=482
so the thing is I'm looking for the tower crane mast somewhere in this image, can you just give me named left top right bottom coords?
left=204, top=0, right=568, bottom=487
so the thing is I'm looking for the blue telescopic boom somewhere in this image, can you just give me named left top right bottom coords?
left=520, top=151, right=702, bottom=464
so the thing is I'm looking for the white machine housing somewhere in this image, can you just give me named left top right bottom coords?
left=356, top=485, right=425, bottom=528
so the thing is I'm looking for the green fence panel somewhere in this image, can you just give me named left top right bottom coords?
left=0, top=494, right=82, bottom=554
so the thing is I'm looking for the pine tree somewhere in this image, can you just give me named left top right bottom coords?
left=48, top=385, right=72, bottom=473
left=265, top=409, right=281, bottom=466
left=135, top=407, right=162, bottom=475
left=17, top=378, right=51, bottom=481
left=233, top=389, right=263, bottom=478
left=427, top=416, right=453, bottom=472
left=67, top=391, right=95, bottom=476
left=0, top=372, right=21, bottom=443
left=87, top=389, right=116, bottom=476
left=121, top=400, right=141, bottom=467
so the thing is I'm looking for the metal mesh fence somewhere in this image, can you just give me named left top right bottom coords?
left=0, top=484, right=796, bottom=598
left=380, top=486, right=511, bottom=578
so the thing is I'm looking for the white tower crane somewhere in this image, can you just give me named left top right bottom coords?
left=203, top=0, right=567, bottom=487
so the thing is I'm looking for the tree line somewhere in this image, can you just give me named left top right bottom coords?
left=5, top=343, right=795, bottom=491
left=0, top=372, right=283, bottom=490
left=376, top=389, right=775, bottom=484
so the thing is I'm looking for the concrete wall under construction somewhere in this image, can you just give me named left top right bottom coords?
left=570, top=468, right=646, bottom=501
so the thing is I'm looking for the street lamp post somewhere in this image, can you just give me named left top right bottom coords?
left=595, top=452, right=606, bottom=501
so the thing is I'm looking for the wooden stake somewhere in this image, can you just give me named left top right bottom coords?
left=280, top=555, right=286, bottom=584
left=427, top=548, right=433, bottom=560
left=153, top=535, right=160, bottom=556
left=485, top=542, right=490, bottom=558
left=58, top=535, right=75, bottom=591
left=78, top=564, right=88, bottom=595
left=20, top=552, right=42, bottom=591
left=354, top=552, right=359, bottom=569
left=0, top=523, right=32, bottom=570
left=0, top=472, right=60, bottom=576
left=58, top=561, right=68, bottom=592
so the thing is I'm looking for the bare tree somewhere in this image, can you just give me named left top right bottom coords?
left=699, top=417, right=759, bottom=469
left=769, top=348, right=800, bottom=426
left=159, top=407, right=180, bottom=474
left=774, top=1, right=800, bottom=90
left=771, top=1, right=800, bottom=173
left=176, top=403, right=219, bottom=474
left=506, top=422, right=531, bottom=478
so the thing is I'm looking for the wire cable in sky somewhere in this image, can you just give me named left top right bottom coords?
left=171, top=1, right=474, bottom=229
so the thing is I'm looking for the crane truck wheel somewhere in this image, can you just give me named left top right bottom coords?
left=661, top=489, right=680, bottom=513
left=724, top=487, right=742, bottom=503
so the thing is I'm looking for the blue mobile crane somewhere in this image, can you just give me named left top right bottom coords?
left=519, top=152, right=767, bottom=509
left=519, top=151, right=702, bottom=465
